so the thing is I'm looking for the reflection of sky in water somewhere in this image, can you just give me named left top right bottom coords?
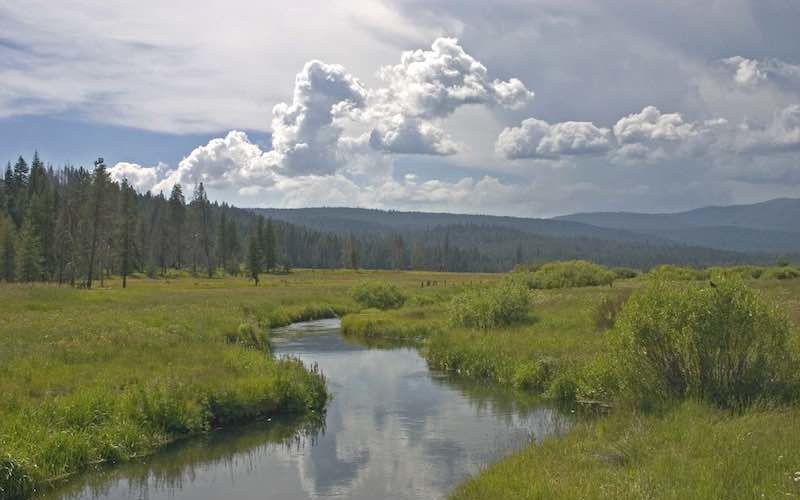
left=44, top=319, right=572, bottom=500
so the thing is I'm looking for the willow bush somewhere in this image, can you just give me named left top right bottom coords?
left=447, top=281, right=530, bottom=329
left=350, top=281, right=407, bottom=310
left=518, top=260, right=615, bottom=289
left=609, top=278, right=797, bottom=409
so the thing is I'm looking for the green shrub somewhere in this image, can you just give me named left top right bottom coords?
left=520, top=260, right=615, bottom=289
left=609, top=278, right=796, bottom=409
left=592, top=291, right=631, bottom=331
left=224, top=322, right=269, bottom=350
left=350, top=281, right=406, bottom=309
left=546, top=372, right=579, bottom=402
left=512, top=357, right=558, bottom=392
left=259, top=303, right=343, bottom=328
left=761, top=266, right=800, bottom=280
left=647, top=264, right=709, bottom=281
left=611, top=267, right=638, bottom=279
left=448, top=281, right=530, bottom=329
left=709, top=265, right=763, bottom=280
left=341, top=312, right=437, bottom=342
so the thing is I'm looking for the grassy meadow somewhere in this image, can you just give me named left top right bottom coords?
left=338, top=264, right=800, bottom=499
left=3, top=264, right=800, bottom=499
left=0, top=269, right=488, bottom=498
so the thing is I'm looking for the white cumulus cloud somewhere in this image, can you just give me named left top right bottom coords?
left=109, top=161, right=165, bottom=193
left=367, top=37, right=533, bottom=155
left=722, top=56, right=800, bottom=90
left=496, top=118, right=611, bottom=159
left=270, top=60, right=368, bottom=175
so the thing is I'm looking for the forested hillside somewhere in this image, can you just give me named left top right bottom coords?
left=0, top=153, right=783, bottom=284
left=558, top=198, right=800, bottom=253
left=252, top=207, right=774, bottom=269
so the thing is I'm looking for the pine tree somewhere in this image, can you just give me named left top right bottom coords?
left=2, top=163, right=11, bottom=206
left=8, top=156, right=29, bottom=227
left=391, top=234, right=405, bottom=269
left=116, top=179, right=137, bottom=288
left=85, top=158, right=110, bottom=289
left=226, top=217, right=240, bottom=274
left=246, top=231, right=262, bottom=286
left=0, top=215, right=15, bottom=281
left=167, top=184, right=186, bottom=268
left=191, top=183, right=213, bottom=278
left=217, top=207, right=229, bottom=272
left=264, top=217, right=276, bottom=272
left=15, top=217, right=43, bottom=282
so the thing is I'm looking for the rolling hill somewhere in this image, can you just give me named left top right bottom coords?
left=556, top=198, right=800, bottom=253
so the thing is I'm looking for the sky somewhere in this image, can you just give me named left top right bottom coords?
left=1, top=0, right=799, bottom=217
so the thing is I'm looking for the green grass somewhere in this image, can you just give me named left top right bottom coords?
left=0, top=269, right=485, bottom=497
left=4, top=268, right=800, bottom=499
left=342, top=282, right=633, bottom=398
left=450, top=401, right=800, bottom=500
left=339, top=274, right=800, bottom=498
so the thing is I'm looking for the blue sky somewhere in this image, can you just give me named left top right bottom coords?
left=1, top=0, right=799, bottom=216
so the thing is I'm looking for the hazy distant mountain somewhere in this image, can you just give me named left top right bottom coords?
left=249, top=206, right=778, bottom=269
left=252, top=207, right=666, bottom=243
left=556, top=198, right=800, bottom=253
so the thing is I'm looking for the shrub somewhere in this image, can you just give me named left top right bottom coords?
left=448, top=281, right=530, bottom=329
left=350, top=281, right=406, bottom=309
left=592, top=291, right=632, bottom=331
left=521, top=260, right=615, bottom=289
left=611, top=267, right=638, bottom=279
left=709, top=265, right=763, bottom=280
left=762, top=266, right=800, bottom=280
left=224, top=322, right=269, bottom=350
left=512, top=357, right=558, bottom=392
left=546, top=372, right=579, bottom=402
left=647, top=265, right=709, bottom=281
left=609, top=278, right=796, bottom=409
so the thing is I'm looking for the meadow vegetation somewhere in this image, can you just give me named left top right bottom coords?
left=447, top=280, right=530, bottom=329
left=513, top=260, right=616, bottom=289
left=0, top=269, right=486, bottom=498
left=336, top=262, right=800, bottom=498
left=3, top=262, right=800, bottom=499
left=349, top=280, right=406, bottom=309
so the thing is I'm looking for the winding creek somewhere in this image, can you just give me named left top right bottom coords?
left=42, top=318, right=573, bottom=500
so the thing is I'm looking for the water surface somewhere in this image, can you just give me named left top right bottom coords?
left=44, top=318, right=572, bottom=500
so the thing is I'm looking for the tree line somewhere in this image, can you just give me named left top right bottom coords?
left=0, top=153, right=497, bottom=287
left=0, top=154, right=282, bottom=287
left=2, top=153, right=767, bottom=286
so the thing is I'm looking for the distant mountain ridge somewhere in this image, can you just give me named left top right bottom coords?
left=252, top=207, right=667, bottom=243
left=248, top=203, right=797, bottom=268
left=556, top=198, right=800, bottom=253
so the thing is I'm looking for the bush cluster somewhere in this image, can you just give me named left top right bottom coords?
left=592, top=291, right=632, bottom=331
left=516, top=260, right=615, bottom=289
left=224, top=322, right=269, bottom=350
left=649, top=264, right=800, bottom=282
left=609, top=278, right=796, bottom=409
left=350, top=281, right=407, bottom=310
left=647, top=264, right=709, bottom=281
left=448, top=281, right=530, bottom=329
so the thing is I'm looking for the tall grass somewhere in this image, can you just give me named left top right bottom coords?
left=450, top=401, right=800, bottom=500
left=0, top=269, right=489, bottom=497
